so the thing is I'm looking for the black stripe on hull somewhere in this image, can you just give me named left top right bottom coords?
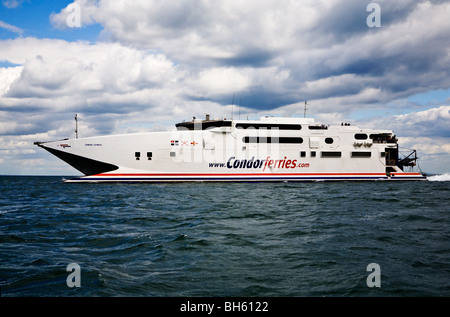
left=37, top=145, right=118, bottom=176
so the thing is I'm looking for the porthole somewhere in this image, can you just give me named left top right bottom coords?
left=325, top=137, right=334, bottom=144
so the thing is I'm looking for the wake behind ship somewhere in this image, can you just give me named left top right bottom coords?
left=34, top=115, right=426, bottom=182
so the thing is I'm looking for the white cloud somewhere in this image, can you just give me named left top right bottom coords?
left=0, top=38, right=181, bottom=112
left=1, top=0, right=23, bottom=9
left=49, top=0, right=334, bottom=64
left=393, top=105, right=450, bottom=138
left=0, top=66, right=22, bottom=95
left=0, top=20, right=23, bottom=35
left=188, top=67, right=251, bottom=97
left=49, top=0, right=97, bottom=29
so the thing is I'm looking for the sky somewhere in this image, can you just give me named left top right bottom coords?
left=0, top=0, right=449, bottom=175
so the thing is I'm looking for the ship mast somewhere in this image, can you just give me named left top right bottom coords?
left=75, top=114, right=78, bottom=139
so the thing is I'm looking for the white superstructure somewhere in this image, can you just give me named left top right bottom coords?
left=35, top=115, right=426, bottom=182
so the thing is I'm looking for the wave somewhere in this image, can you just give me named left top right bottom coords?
left=427, top=173, right=450, bottom=182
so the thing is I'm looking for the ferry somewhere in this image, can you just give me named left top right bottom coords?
left=34, top=114, right=426, bottom=182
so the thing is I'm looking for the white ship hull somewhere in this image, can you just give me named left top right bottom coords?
left=35, top=116, right=426, bottom=182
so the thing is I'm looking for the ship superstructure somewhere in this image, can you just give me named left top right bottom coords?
left=35, top=115, right=426, bottom=182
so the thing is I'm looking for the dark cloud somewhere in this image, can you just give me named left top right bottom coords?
left=237, top=90, right=300, bottom=110
left=312, top=1, right=369, bottom=42
left=214, top=48, right=276, bottom=68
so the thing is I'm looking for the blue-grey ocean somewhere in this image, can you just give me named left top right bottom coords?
left=1, top=175, right=449, bottom=297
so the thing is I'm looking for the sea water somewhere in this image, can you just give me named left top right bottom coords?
left=0, top=175, right=449, bottom=297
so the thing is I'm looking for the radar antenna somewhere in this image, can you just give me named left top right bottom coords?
left=304, top=101, right=309, bottom=118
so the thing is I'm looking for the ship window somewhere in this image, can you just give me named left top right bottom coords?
left=170, top=152, right=176, bottom=157
left=308, top=125, right=328, bottom=130
left=355, top=133, right=368, bottom=140
left=300, top=151, right=306, bottom=157
left=245, top=136, right=258, bottom=143
left=147, top=152, right=152, bottom=160
left=242, top=137, right=303, bottom=144
left=279, top=137, right=303, bottom=144
left=135, top=152, right=140, bottom=160
left=325, top=137, right=334, bottom=144
left=236, top=123, right=302, bottom=130
left=321, top=151, right=342, bottom=158
left=351, top=151, right=371, bottom=158
left=176, top=120, right=232, bottom=131
left=311, top=151, right=316, bottom=157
